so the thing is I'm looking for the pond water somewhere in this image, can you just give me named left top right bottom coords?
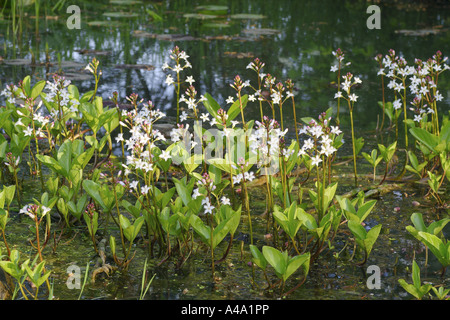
left=0, top=0, right=449, bottom=300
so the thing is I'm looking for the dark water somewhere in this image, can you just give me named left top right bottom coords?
left=0, top=0, right=449, bottom=300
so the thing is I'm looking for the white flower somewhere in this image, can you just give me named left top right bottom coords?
left=309, top=126, right=323, bottom=138
left=230, top=120, right=239, bottom=128
left=414, top=114, right=423, bottom=123
left=298, top=126, right=308, bottom=135
left=349, top=93, right=358, bottom=102
left=221, top=196, right=231, bottom=206
left=141, top=185, right=151, bottom=194
left=334, top=91, right=343, bottom=99
left=165, top=74, right=174, bottom=86
left=298, top=148, right=307, bottom=157
left=203, top=199, right=215, bottom=214
left=85, top=65, right=94, bottom=74
left=233, top=173, right=243, bottom=185
left=173, top=64, right=183, bottom=73
left=115, top=133, right=124, bottom=143
left=162, top=62, right=169, bottom=70
left=200, top=113, right=210, bottom=122
left=179, top=51, right=190, bottom=61
left=320, top=144, right=337, bottom=157
left=15, top=118, right=25, bottom=127
left=24, top=126, right=33, bottom=137
left=226, top=96, right=234, bottom=104
left=41, top=206, right=51, bottom=217
left=186, top=75, right=195, bottom=85
left=192, top=188, right=201, bottom=199
left=393, top=99, right=402, bottom=110
left=244, top=171, right=255, bottom=182
left=130, top=181, right=139, bottom=190
left=311, top=154, right=322, bottom=167
left=303, top=138, right=314, bottom=151
left=20, top=205, right=35, bottom=219
left=248, top=94, right=256, bottom=102
left=330, top=65, right=338, bottom=72
left=330, top=126, right=342, bottom=135
left=435, top=91, right=443, bottom=102
left=19, top=205, right=29, bottom=215
left=394, top=82, right=405, bottom=93
left=354, top=77, right=362, bottom=84
left=180, top=111, right=188, bottom=122
left=160, top=149, right=171, bottom=161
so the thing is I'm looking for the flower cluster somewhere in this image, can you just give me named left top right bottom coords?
left=162, top=46, right=192, bottom=86
left=119, top=98, right=167, bottom=193
left=232, top=157, right=256, bottom=185
left=179, top=85, right=207, bottom=121
left=249, top=116, right=288, bottom=169
left=192, top=172, right=231, bottom=215
left=0, top=83, right=19, bottom=104
left=298, top=113, right=342, bottom=167
left=45, top=74, right=80, bottom=115
left=408, top=51, right=449, bottom=122
left=330, top=48, right=351, bottom=73
left=376, top=49, right=449, bottom=125
left=20, top=204, right=50, bottom=220
left=334, top=72, right=362, bottom=103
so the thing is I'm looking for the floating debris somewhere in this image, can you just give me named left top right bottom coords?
left=114, top=64, right=155, bottom=70
left=132, top=31, right=196, bottom=41
left=395, top=28, right=448, bottom=36
left=3, top=59, right=32, bottom=66
left=230, top=13, right=266, bottom=20
left=242, top=28, right=280, bottom=36
left=102, top=12, right=140, bottom=18
left=87, top=20, right=119, bottom=27
left=195, top=5, right=228, bottom=16
left=76, top=49, right=112, bottom=56
left=183, top=13, right=219, bottom=20
left=223, top=51, right=254, bottom=59
left=109, top=0, right=143, bottom=5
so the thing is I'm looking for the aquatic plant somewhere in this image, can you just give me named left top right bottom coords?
left=334, top=72, right=362, bottom=185
left=0, top=43, right=448, bottom=300
left=398, top=260, right=432, bottom=300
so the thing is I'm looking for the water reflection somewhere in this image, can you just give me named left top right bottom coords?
left=1, top=0, right=449, bottom=131
left=0, top=0, right=449, bottom=300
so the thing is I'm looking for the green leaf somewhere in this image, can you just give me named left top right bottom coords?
left=417, top=232, right=449, bottom=267
left=427, top=218, right=450, bottom=236
left=285, top=252, right=310, bottom=282
left=36, top=154, right=64, bottom=176
left=356, top=200, right=377, bottom=223
left=355, top=137, right=365, bottom=156
left=83, top=211, right=99, bottom=236
left=364, top=224, right=382, bottom=256
left=190, top=215, right=211, bottom=246
left=410, top=127, right=439, bottom=153
left=262, top=246, right=287, bottom=279
left=348, top=220, right=367, bottom=241
left=249, top=245, right=267, bottom=270
left=173, top=177, right=195, bottom=207
left=202, top=93, right=220, bottom=119
left=120, top=215, right=145, bottom=242
left=109, top=236, right=116, bottom=256
left=0, top=208, right=8, bottom=230
left=410, top=213, right=427, bottom=232
left=31, top=80, right=46, bottom=99
left=82, top=180, right=107, bottom=210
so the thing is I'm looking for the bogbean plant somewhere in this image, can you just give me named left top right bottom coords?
left=0, top=45, right=446, bottom=300
left=370, top=49, right=450, bottom=199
